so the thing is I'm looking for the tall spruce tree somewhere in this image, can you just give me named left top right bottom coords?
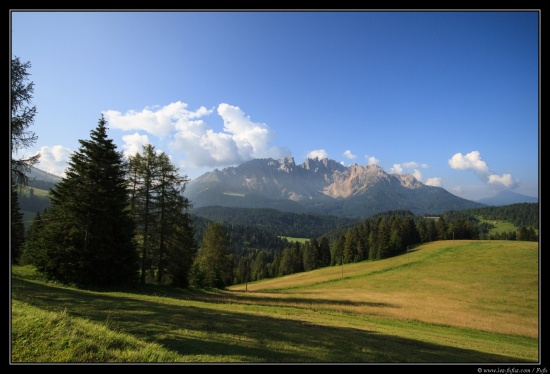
left=19, top=210, right=46, bottom=266
left=10, top=180, right=25, bottom=264
left=190, top=221, right=232, bottom=289
left=11, top=56, right=40, bottom=186
left=32, top=116, right=139, bottom=288
left=11, top=56, right=40, bottom=264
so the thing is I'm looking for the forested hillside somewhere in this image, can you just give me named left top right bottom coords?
left=443, top=203, right=539, bottom=228
left=192, top=206, right=359, bottom=238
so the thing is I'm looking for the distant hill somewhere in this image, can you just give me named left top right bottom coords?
left=476, top=191, right=538, bottom=206
left=28, top=166, right=63, bottom=184
left=185, top=157, right=486, bottom=219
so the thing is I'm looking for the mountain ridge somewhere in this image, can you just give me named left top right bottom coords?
left=476, top=190, right=538, bottom=206
left=184, top=157, right=487, bottom=219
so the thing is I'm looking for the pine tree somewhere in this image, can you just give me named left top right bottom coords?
left=11, top=56, right=40, bottom=186
left=19, top=210, right=47, bottom=266
left=128, top=145, right=196, bottom=286
left=318, top=236, right=332, bottom=267
left=10, top=181, right=25, bottom=264
left=11, top=57, right=40, bottom=264
left=32, top=116, right=139, bottom=289
left=190, top=222, right=232, bottom=288
left=302, top=241, right=316, bottom=271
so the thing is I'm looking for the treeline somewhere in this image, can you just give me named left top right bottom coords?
left=228, top=206, right=539, bottom=284
left=191, top=214, right=291, bottom=253
left=441, top=203, right=538, bottom=228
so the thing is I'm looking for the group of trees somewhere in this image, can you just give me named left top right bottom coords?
left=127, top=144, right=196, bottom=287
left=19, top=118, right=205, bottom=289
left=22, top=118, right=141, bottom=288
left=11, top=56, right=225, bottom=290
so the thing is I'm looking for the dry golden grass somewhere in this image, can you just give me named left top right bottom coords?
left=229, top=240, right=538, bottom=338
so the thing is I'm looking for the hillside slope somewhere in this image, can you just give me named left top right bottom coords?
left=229, top=240, right=539, bottom=340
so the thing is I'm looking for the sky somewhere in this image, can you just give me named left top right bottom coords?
left=10, top=10, right=539, bottom=201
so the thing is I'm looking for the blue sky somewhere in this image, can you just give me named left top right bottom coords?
left=11, top=10, right=539, bottom=201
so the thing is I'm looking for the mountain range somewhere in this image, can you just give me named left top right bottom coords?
left=185, top=157, right=487, bottom=219
left=476, top=190, right=538, bottom=206
left=22, top=162, right=538, bottom=220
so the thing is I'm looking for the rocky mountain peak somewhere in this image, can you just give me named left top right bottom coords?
left=276, top=156, right=296, bottom=173
left=300, top=157, right=346, bottom=174
left=184, top=156, right=486, bottom=218
left=397, top=174, right=423, bottom=189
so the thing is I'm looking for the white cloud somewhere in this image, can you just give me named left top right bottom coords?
left=365, top=156, right=379, bottom=165
left=402, top=161, right=419, bottom=169
left=389, top=164, right=403, bottom=174
left=217, top=103, right=288, bottom=161
left=121, top=133, right=150, bottom=158
left=488, top=173, right=519, bottom=189
left=343, top=150, right=356, bottom=159
left=35, top=145, right=72, bottom=177
left=425, top=177, right=442, bottom=187
left=105, top=101, right=290, bottom=169
left=448, top=151, right=489, bottom=173
left=412, top=169, right=423, bottom=182
left=306, top=149, right=329, bottom=160
left=451, top=186, right=463, bottom=195
left=103, top=101, right=211, bottom=139
left=448, top=150, right=519, bottom=192
left=389, top=161, right=429, bottom=175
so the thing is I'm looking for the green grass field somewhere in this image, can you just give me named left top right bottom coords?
left=478, top=217, right=519, bottom=235
left=18, top=186, right=50, bottom=198
left=11, top=240, right=539, bottom=363
left=280, top=236, right=310, bottom=243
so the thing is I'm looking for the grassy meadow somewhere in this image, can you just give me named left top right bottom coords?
left=11, top=240, right=539, bottom=364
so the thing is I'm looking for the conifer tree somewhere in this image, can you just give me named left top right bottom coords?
left=10, top=181, right=25, bottom=264
left=31, top=116, right=139, bottom=288
left=302, top=241, right=316, bottom=271
left=128, top=144, right=196, bottom=286
left=11, top=56, right=40, bottom=187
left=11, top=57, right=40, bottom=263
left=318, top=236, right=332, bottom=267
left=190, top=221, right=232, bottom=288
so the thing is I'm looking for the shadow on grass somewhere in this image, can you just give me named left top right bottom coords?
left=11, top=277, right=536, bottom=363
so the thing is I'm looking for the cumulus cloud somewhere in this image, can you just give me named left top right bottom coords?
left=448, top=151, right=489, bottom=174
left=306, top=149, right=329, bottom=160
left=402, top=161, right=419, bottom=169
left=488, top=173, right=519, bottom=189
left=35, top=145, right=72, bottom=177
left=389, top=164, right=403, bottom=174
left=365, top=156, right=379, bottom=165
left=343, top=150, right=356, bottom=159
left=389, top=161, right=429, bottom=175
left=412, top=169, right=423, bottom=182
left=121, top=133, right=150, bottom=158
left=105, top=102, right=290, bottom=169
left=451, top=186, right=463, bottom=195
left=449, top=150, right=519, bottom=191
left=425, top=177, right=442, bottom=187
left=104, top=101, right=211, bottom=139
